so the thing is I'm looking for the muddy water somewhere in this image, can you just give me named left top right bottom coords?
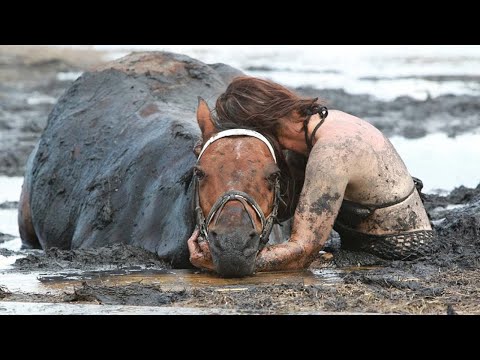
left=0, top=267, right=343, bottom=295
left=0, top=176, right=23, bottom=204
left=0, top=265, right=349, bottom=314
left=390, top=131, right=480, bottom=193
left=0, top=301, right=363, bottom=315
left=0, top=302, right=245, bottom=315
left=0, top=302, right=240, bottom=315
left=40, top=268, right=342, bottom=290
left=0, top=134, right=479, bottom=314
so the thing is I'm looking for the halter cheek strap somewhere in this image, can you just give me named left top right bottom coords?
left=194, top=129, right=280, bottom=249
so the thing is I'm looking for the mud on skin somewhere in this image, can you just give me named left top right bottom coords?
left=1, top=47, right=480, bottom=313
left=19, top=51, right=246, bottom=267
left=2, top=184, right=479, bottom=313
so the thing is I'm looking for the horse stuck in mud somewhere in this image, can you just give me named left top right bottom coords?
left=18, top=52, right=299, bottom=277
left=6, top=50, right=480, bottom=313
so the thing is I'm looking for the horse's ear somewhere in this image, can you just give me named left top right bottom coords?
left=197, top=97, right=216, bottom=141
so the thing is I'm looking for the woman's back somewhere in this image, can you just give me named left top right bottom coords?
left=318, top=109, right=414, bottom=205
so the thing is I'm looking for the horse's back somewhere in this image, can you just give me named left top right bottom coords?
left=21, top=51, right=242, bottom=267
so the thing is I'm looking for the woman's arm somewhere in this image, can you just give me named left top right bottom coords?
left=255, top=144, right=349, bottom=271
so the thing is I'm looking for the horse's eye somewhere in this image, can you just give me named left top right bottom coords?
left=267, top=171, right=280, bottom=183
left=194, top=167, right=205, bottom=179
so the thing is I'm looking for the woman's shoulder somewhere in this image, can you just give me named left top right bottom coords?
left=321, top=110, right=388, bottom=151
left=308, top=110, right=394, bottom=180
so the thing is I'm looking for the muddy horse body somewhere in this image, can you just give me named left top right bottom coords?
left=18, top=52, right=243, bottom=267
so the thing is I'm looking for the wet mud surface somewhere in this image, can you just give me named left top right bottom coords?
left=2, top=183, right=479, bottom=314
left=14, top=244, right=170, bottom=271
left=1, top=46, right=479, bottom=314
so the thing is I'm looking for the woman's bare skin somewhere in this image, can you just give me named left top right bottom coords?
left=189, top=77, right=434, bottom=273
left=255, top=110, right=431, bottom=271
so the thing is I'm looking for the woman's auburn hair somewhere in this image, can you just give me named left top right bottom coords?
left=214, top=76, right=324, bottom=136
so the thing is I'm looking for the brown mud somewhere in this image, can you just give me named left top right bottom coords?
left=1, top=46, right=479, bottom=314
left=1, top=183, right=478, bottom=314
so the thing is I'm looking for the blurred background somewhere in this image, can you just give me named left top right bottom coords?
left=1, top=45, right=480, bottom=251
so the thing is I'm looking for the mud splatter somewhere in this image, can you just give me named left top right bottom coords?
left=310, top=193, right=341, bottom=215
left=2, top=47, right=480, bottom=314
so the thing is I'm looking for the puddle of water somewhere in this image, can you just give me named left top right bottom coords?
left=0, top=271, right=49, bottom=294
left=445, top=204, right=468, bottom=210
left=0, top=301, right=369, bottom=315
left=431, top=218, right=446, bottom=226
left=38, top=268, right=343, bottom=290
left=0, top=177, right=22, bottom=251
left=429, top=203, right=469, bottom=227
left=0, top=177, right=23, bottom=203
left=0, top=238, right=21, bottom=252
left=0, top=207, right=21, bottom=252
left=250, top=70, right=480, bottom=101
left=56, top=72, right=83, bottom=81
left=0, top=302, right=244, bottom=315
left=0, top=209, right=20, bottom=239
left=0, top=254, right=24, bottom=269
left=66, top=45, right=480, bottom=102
left=0, top=267, right=375, bottom=314
left=26, top=93, right=57, bottom=105
left=0, top=267, right=345, bottom=297
left=0, top=301, right=379, bottom=315
left=390, top=132, right=480, bottom=193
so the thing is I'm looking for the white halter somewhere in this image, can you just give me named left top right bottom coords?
left=197, top=129, right=277, bottom=163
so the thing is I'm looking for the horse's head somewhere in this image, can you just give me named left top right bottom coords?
left=194, top=98, right=283, bottom=277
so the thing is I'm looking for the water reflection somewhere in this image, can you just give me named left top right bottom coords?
left=0, top=132, right=479, bottom=312
left=0, top=302, right=244, bottom=315
left=0, top=266, right=345, bottom=300
left=0, top=177, right=23, bottom=203
left=36, top=268, right=343, bottom=293
left=390, top=132, right=480, bottom=193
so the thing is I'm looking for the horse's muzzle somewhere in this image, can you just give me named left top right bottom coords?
left=208, top=226, right=260, bottom=278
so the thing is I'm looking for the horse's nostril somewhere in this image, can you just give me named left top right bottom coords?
left=249, top=231, right=257, bottom=239
left=210, top=230, right=218, bottom=238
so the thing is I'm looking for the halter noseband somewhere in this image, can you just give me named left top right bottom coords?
left=193, top=129, right=280, bottom=250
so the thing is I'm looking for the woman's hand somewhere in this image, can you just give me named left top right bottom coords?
left=187, top=228, right=215, bottom=271
left=255, top=241, right=307, bottom=272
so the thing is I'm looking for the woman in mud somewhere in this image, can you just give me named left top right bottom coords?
left=189, top=76, right=436, bottom=272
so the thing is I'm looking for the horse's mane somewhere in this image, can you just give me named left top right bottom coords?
left=262, top=133, right=304, bottom=222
